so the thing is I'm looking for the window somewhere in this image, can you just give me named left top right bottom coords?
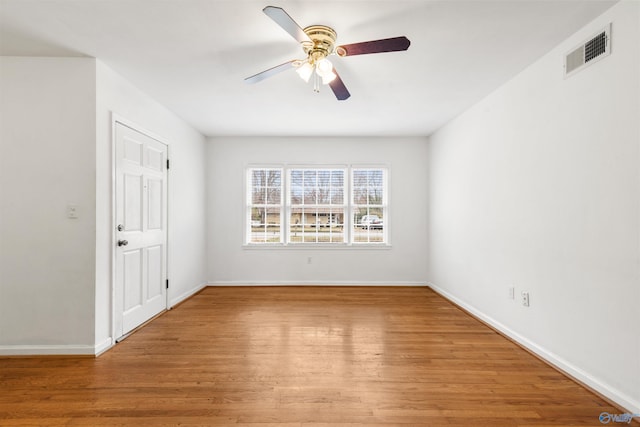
left=352, top=168, right=387, bottom=243
left=247, top=168, right=282, bottom=244
left=246, top=166, right=387, bottom=245
left=289, top=168, right=345, bottom=243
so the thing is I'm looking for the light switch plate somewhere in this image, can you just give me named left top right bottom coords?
left=67, top=204, right=78, bottom=219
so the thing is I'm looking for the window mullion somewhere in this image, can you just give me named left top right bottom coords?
left=281, top=169, right=291, bottom=245
left=346, top=167, right=352, bottom=244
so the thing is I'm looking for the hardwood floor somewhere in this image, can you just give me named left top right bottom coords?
left=0, top=287, right=628, bottom=426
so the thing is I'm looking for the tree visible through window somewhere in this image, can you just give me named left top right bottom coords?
left=352, top=169, right=387, bottom=243
left=246, top=166, right=387, bottom=245
left=248, top=168, right=282, bottom=243
left=289, top=168, right=345, bottom=243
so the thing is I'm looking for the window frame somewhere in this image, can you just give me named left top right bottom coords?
left=245, top=166, right=284, bottom=245
left=351, top=167, right=389, bottom=245
left=244, top=164, right=389, bottom=247
left=286, top=166, right=348, bottom=245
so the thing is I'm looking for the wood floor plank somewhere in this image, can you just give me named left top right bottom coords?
left=0, top=286, right=633, bottom=426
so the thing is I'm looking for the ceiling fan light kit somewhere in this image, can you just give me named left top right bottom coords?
left=297, top=25, right=338, bottom=91
left=244, top=6, right=411, bottom=100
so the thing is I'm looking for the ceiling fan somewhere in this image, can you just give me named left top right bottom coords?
left=244, top=6, right=411, bottom=100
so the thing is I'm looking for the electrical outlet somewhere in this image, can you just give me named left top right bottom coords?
left=509, top=287, right=515, bottom=300
left=521, top=291, right=530, bottom=307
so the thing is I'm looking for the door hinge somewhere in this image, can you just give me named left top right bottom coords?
left=166, top=159, right=170, bottom=170
left=166, top=279, right=169, bottom=289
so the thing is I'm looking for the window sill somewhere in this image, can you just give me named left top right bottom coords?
left=242, top=243, right=392, bottom=250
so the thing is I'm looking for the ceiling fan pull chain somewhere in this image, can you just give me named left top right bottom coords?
left=313, top=72, right=320, bottom=93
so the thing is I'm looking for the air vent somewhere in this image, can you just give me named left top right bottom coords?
left=564, top=24, right=611, bottom=78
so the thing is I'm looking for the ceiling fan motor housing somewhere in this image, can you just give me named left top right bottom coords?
left=302, top=25, right=338, bottom=62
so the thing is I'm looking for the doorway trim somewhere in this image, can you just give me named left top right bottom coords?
left=110, top=113, right=170, bottom=345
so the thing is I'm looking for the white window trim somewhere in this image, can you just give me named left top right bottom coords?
left=350, top=166, right=389, bottom=246
left=286, top=165, right=348, bottom=246
left=244, top=165, right=284, bottom=246
left=244, top=164, right=390, bottom=248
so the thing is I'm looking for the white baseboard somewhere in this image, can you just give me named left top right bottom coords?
left=0, top=338, right=113, bottom=355
left=94, top=337, right=113, bottom=356
left=208, top=281, right=427, bottom=287
left=0, top=344, right=96, bottom=356
left=169, top=282, right=208, bottom=308
left=428, top=282, right=640, bottom=415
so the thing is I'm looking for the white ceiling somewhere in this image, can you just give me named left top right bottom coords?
left=0, top=0, right=617, bottom=137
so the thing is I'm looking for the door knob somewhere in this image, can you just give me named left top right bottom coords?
left=118, top=240, right=128, bottom=247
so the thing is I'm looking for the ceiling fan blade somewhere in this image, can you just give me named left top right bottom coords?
left=336, top=36, right=410, bottom=57
left=244, top=60, right=297, bottom=84
left=329, top=68, right=350, bottom=101
left=263, top=6, right=311, bottom=43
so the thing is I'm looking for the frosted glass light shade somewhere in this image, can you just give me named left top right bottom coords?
left=296, top=62, right=314, bottom=83
left=316, top=58, right=333, bottom=76
left=321, top=71, right=337, bottom=84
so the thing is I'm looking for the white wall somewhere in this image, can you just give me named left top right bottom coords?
left=207, top=136, right=428, bottom=285
left=0, top=57, right=207, bottom=355
left=428, top=0, right=639, bottom=412
left=95, top=61, right=208, bottom=350
left=0, top=57, right=97, bottom=353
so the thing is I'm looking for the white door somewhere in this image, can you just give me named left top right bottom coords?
left=114, top=122, right=168, bottom=340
